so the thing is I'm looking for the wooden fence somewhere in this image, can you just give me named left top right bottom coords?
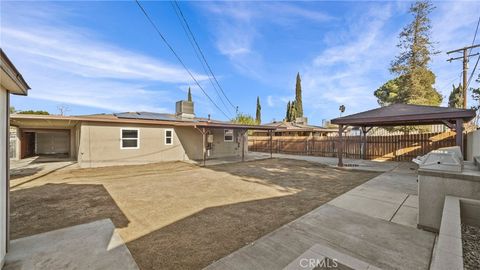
left=248, top=131, right=457, bottom=161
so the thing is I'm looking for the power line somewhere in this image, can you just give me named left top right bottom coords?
left=469, top=16, right=480, bottom=54
left=172, top=1, right=237, bottom=111
left=467, top=16, right=480, bottom=89
left=170, top=1, right=233, bottom=116
left=446, top=44, right=480, bottom=108
left=134, top=0, right=232, bottom=119
left=467, top=55, right=479, bottom=89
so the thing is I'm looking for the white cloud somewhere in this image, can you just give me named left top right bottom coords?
left=200, top=2, right=333, bottom=79
left=2, top=27, right=207, bottom=83
left=1, top=3, right=210, bottom=114
left=301, top=4, right=396, bottom=117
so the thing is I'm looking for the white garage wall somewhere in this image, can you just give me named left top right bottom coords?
left=0, top=87, right=7, bottom=267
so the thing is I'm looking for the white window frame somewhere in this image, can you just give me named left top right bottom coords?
left=120, top=128, right=140, bottom=149
left=224, top=129, right=234, bottom=142
left=165, top=128, right=173, bottom=145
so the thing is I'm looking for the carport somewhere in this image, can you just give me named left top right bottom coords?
left=10, top=115, right=79, bottom=160
left=331, top=104, right=477, bottom=167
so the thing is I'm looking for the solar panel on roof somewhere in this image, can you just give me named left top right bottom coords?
left=114, top=112, right=199, bottom=122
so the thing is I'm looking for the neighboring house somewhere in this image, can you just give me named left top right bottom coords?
left=252, top=119, right=337, bottom=137
left=1, top=49, right=30, bottom=267
left=10, top=100, right=274, bottom=168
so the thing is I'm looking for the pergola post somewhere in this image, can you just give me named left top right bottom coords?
left=455, top=118, right=464, bottom=156
left=361, top=126, right=367, bottom=160
left=269, top=130, right=273, bottom=158
left=338, top=124, right=344, bottom=167
left=202, top=127, right=206, bottom=166
left=241, top=129, right=245, bottom=162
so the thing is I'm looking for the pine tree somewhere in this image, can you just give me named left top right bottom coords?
left=448, top=84, right=463, bottom=108
left=187, top=87, right=192, bottom=102
left=295, top=72, right=303, bottom=117
left=376, top=0, right=442, bottom=106
left=255, top=96, right=261, bottom=124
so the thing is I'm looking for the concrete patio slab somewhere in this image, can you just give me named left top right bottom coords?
left=391, top=204, right=418, bottom=227
left=269, top=153, right=401, bottom=172
left=3, top=219, right=138, bottom=270
left=187, top=152, right=271, bottom=166
left=205, top=205, right=435, bottom=270
left=328, top=193, right=402, bottom=220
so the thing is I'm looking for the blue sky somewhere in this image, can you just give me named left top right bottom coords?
left=2, top=1, right=480, bottom=125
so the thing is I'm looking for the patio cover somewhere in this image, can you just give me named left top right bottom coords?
left=331, top=104, right=477, bottom=166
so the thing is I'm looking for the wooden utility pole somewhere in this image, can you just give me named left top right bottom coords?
left=446, top=44, right=480, bottom=108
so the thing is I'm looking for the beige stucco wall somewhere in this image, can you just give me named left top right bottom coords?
left=1, top=87, right=7, bottom=266
left=466, top=129, right=480, bottom=161
left=208, top=128, right=245, bottom=158
left=77, top=123, right=248, bottom=167
left=78, top=122, right=191, bottom=167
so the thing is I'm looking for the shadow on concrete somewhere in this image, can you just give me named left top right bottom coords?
left=126, top=159, right=379, bottom=270
left=10, top=183, right=130, bottom=240
left=9, top=166, right=44, bottom=180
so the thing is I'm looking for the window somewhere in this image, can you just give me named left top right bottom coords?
left=224, top=129, right=234, bottom=142
left=121, top=128, right=139, bottom=149
left=165, top=129, right=173, bottom=145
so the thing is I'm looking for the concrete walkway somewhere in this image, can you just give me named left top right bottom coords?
left=3, top=219, right=138, bottom=270
left=10, top=156, right=76, bottom=189
left=205, top=156, right=435, bottom=270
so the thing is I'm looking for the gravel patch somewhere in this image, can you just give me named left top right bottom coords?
left=462, top=223, right=480, bottom=270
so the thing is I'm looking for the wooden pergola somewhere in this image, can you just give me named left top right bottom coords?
left=331, top=104, right=477, bottom=167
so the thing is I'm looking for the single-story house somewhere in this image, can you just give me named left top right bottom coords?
left=1, top=49, right=30, bottom=267
left=10, top=100, right=274, bottom=168
left=252, top=118, right=337, bottom=137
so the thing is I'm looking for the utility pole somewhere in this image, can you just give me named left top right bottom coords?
left=447, top=44, right=480, bottom=108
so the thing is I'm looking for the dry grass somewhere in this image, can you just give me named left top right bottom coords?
left=10, top=158, right=379, bottom=270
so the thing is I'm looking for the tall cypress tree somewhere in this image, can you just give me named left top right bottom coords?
left=187, top=87, right=192, bottom=102
left=289, top=101, right=297, bottom=122
left=285, top=101, right=291, bottom=121
left=295, top=72, right=303, bottom=117
left=255, top=96, right=261, bottom=124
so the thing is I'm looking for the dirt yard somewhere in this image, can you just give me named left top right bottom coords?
left=10, top=158, right=379, bottom=270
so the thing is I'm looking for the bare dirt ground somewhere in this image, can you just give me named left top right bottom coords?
left=10, top=158, right=379, bottom=270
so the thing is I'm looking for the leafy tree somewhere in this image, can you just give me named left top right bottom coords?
left=255, top=96, right=261, bottom=124
left=9, top=107, right=15, bottom=114
left=374, top=77, right=403, bottom=106
left=232, top=113, right=257, bottom=125
left=187, top=87, right=192, bottom=102
left=18, top=110, right=50, bottom=115
left=295, top=72, right=303, bottom=117
left=448, top=83, right=463, bottom=108
left=375, top=0, right=442, bottom=106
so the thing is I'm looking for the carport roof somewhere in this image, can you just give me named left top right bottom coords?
left=330, top=103, right=477, bottom=127
left=10, top=113, right=275, bottom=130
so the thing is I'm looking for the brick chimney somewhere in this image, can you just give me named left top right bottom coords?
left=176, top=100, right=195, bottom=119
